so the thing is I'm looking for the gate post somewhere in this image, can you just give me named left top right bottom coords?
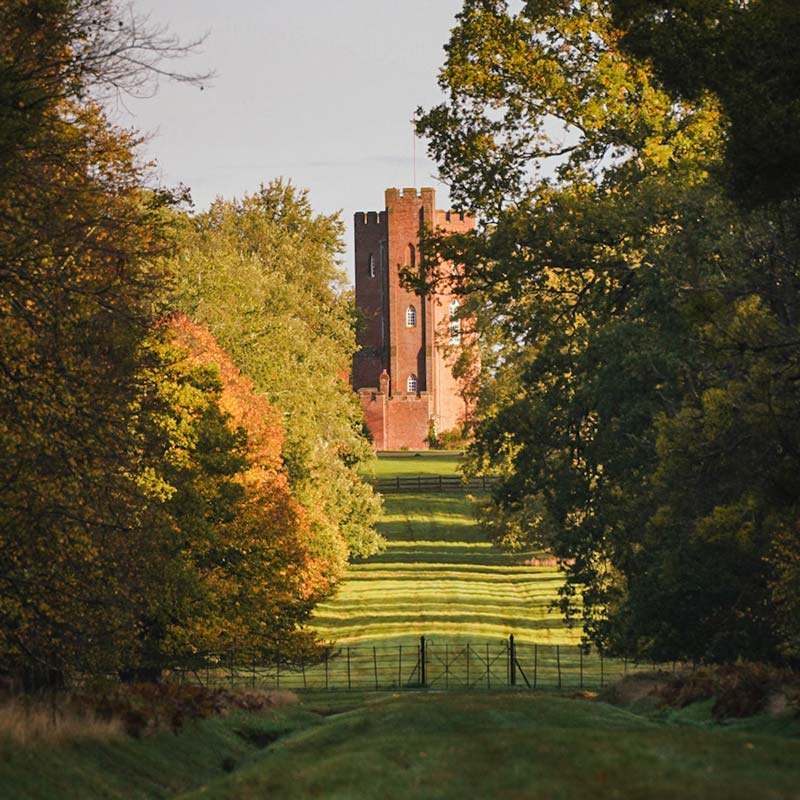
left=509, top=634, right=517, bottom=686
left=420, top=636, right=427, bottom=687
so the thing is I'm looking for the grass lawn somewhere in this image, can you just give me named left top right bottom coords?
left=181, top=692, right=800, bottom=800
left=360, top=451, right=462, bottom=480
left=314, top=452, right=576, bottom=648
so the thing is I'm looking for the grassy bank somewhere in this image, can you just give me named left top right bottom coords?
left=185, top=692, right=800, bottom=800
left=359, top=452, right=462, bottom=480
left=0, top=700, right=318, bottom=800
left=4, top=691, right=798, bottom=799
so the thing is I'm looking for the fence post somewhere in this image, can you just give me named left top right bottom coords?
left=466, top=643, right=470, bottom=687
left=509, top=635, right=516, bottom=687
left=347, top=647, right=352, bottom=691
left=324, top=652, right=329, bottom=690
left=445, top=642, right=449, bottom=689
left=276, top=652, right=280, bottom=689
left=533, top=644, right=538, bottom=689
left=398, top=645, right=402, bottom=687
left=600, top=650, right=605, bottom=688
left=420, top=636, right=427, bottom=687
left=579, top=647, right=583, bottom=690
left=486, top=642, right=491, bottom=689
left=439, top=475, right=443, bottom=491
left=556, top=645, right=561, bottom=690
left=373, top=646, right=379, bottom=690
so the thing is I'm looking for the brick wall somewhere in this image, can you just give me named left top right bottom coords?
left=358, top=389, right=432, bottom=451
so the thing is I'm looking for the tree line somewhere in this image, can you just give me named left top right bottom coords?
left=415, top=0, right=800, bottom=665
left=0, top=0, right=381, bottom=686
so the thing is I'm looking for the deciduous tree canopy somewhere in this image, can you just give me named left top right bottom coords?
left=417, top=0, right=800, bottom=664
left=610, top=0, right=800, bottom=204
left=170, top=182, right=384, bottom=582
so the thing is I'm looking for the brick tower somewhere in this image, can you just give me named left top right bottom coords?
left=353, top=187, right=474, bottom=450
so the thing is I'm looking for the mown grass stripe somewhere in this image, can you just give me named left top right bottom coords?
left=313, top=459, right=581, bottom=649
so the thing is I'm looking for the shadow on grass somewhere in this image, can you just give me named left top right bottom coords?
left=313, top=613, right=568, bottom=631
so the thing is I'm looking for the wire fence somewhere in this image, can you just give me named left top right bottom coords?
left=165, top=636, right=676, bottom=693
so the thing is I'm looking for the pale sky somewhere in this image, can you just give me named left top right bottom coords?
left=117, top=0, right=466, bottom=282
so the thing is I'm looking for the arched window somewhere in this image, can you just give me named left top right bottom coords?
left=449, top=299, right=461, bottom=344
left=368, top=253, right=376, bottom=278
left=406, top=305, right=417, bottom=327
left=407, top=374, right=418, bottom=394
left=408, top=244, right=416, bottom=267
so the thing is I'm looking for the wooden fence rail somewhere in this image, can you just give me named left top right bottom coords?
left=373, top=475, right=498, bottom=494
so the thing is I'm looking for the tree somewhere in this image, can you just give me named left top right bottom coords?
left=135, top=316, right=330, bottom=663
left=610, top=0, right=800, bottom=204
left=0, top=0, right=204, bottom=680
left=170, top=181, right=383, bottom=582
left=416, top=0, right=800, bottom=663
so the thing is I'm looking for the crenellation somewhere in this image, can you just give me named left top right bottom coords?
left=355, top=210, right=388, bottom=225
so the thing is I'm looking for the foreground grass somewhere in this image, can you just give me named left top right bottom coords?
left=183, top=692, right=800, bottom=800
left=314, top=453, right=576, bottom=647
left=0, top=704, right=319, bottom=800
left=5, top=692, right=797, bottom=799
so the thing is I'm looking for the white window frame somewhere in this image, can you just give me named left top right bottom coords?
left=449, top=300, right=461, bottom=344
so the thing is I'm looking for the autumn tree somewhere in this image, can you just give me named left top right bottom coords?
left=170, top=182, right=383, bottom=582
left=127, top=316, right=330, bottom=666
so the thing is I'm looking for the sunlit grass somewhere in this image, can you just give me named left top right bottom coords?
left=314, top=454, right=580, bottom=649
left=360, top=452, right=462, bottom=480
left=0, top=702, right=123, bottom=746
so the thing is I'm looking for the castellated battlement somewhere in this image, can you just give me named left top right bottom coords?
left=354, top=210, right=388, bottom=225
left=356, top=189, right=471, bottom=228
left=385, top=187, right=435, bottom=203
